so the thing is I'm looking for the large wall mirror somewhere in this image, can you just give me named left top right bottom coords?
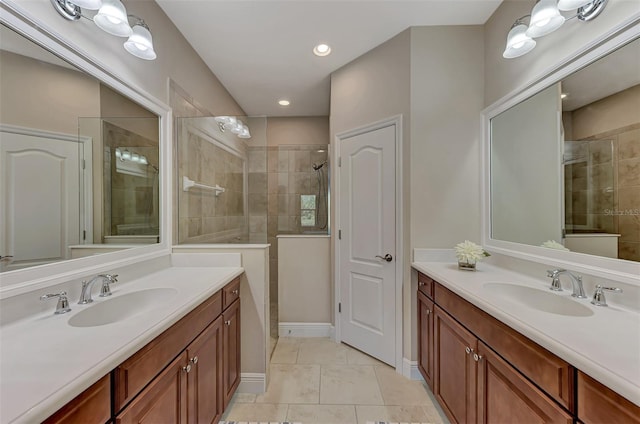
left=0, top=20, right=162, bottom=275
left=486, top=29, right=639, bottom=277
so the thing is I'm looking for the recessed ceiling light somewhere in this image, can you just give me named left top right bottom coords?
left=278, top=99, right=290, bottom=106
left=313, top=43, right=331, bottom=57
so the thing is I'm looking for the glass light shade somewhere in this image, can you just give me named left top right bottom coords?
left=115, top=147, right=122, bottom=159
left=557, top=0, right=593, bottom=11
left=526, top=0, right=565, bottom=38
left=124, top=25, right=157, bottom=60
left=223, top=116, right=238, bottom=129
left=121, top=150, right=132, bottom=161
left=94, top=0, right=132, bottom=37
left=71, top=0, right=103, bottom=10
left=139, top=155, right=148, bottom=165
left=503, top=22, right=536, bottom=58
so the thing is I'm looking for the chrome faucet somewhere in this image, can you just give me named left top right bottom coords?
left=78, top=274, right=118, bottom=304
left=547, top=269, right=587, bottom=298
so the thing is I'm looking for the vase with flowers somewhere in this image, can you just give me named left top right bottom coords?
left=454, top=240, right=490, bottom=271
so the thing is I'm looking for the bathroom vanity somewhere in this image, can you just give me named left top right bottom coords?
left=0, top=264, right=244, bottom=423
left=414, top=262, right=640, bottom=424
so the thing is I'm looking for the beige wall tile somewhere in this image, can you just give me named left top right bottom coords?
left=619, top=241, right=640, bottom=262
left=618, top=128, right=640, bottom=159
left=618, top=215, right=640, bottom=242
left=618, top=158, right=640, bottom=187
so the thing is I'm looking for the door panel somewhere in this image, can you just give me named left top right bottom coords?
left=339, top=123, right=396, bottom=365
left=1, top=130, right=81, bottom=269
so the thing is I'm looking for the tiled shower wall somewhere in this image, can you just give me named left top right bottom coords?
left=178, top=129, right=247, bottom=244
left=565, top=125, right=640, bottom=261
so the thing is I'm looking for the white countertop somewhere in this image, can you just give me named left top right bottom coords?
left=412, top=261, right=640, bottom=407
left=0, top=265, right=243, bottom=423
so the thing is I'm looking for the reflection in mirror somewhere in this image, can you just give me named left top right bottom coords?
left=0, top=23, right=160, bottom=272
left=490, top=37, right=640, bottom=262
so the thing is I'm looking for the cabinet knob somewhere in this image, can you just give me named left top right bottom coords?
left=419, top=281, right=425, bottom=287
left=190, top=356, right=198, bottom=365
left=465, top=347, right=472, bottom=354
left=183, top=364, right=192, bottom=373
left=232, top=289, right=239, bottom=295
left=473, top=353, right=483, bottom=362
left=225, top=320, right=232, bottom=326
left=426, top=309, right=431, bottom=315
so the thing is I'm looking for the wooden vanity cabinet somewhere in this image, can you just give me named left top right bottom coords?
left=43, top=375, right=111, bottom=424
left=417, top=291, right=434, bottom=390
left=418, top=271, right=577, bottom=424
left=577, top=371, right=640, bottom=424
left=433, top=305, right=477, bottom=424
left=222, top=297, right=241, bottom=409
left=45, top=276, right=242, bottom=424
left=477, top=341, right=572, bottom=424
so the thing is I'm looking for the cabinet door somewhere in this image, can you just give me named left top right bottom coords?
left=43, top=375, right=111, bottom=424
left=578, top=371, right=640, bottom=424
left=187, top=316, right=224, bottom=424
left=223, top=298, right=241, bottom=408
left=434, top=305, right=477, bottom=424
left=476, top=341, right=572, bottom=424
left=117, top=353, right=188, bottom=424
left=417, top=291, right=434, bottom=389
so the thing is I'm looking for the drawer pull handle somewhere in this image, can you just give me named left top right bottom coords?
left=232, top=289, right=239, bottom=295
left=225, top=320, right=232, bottom=326
left=473, top=353, right=483, bottom=362
left=183, top=364, right=192, bottom=373
left=190, top=356, right=198, bottom=365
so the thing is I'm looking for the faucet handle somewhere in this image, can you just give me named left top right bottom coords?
left=591, top=285, right=622, bottom=307
left=99, top=274, right=118, bottom=297
left=547, top=269, right=563, bottom=291
left=40, top=291, right=71, bottom=314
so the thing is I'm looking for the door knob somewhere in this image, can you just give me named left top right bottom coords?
left=375, top=254, right=393, bottom=262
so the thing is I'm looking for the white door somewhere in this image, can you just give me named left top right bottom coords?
left=0, top=129, right=82, bottom=270
left=338, top=123, right=396, bottom=366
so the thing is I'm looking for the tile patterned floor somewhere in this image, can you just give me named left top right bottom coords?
left=222, top=338, right=449, bottom=424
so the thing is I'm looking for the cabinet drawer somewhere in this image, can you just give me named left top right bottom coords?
left=434, top=283, right=574, bottom=411
left=114, top=290, right=222, bottom=412
left=43, top=375, right=111, bottom=424
left=578, top=371, right=640, bottom=424
left=223, top=277, right=240, bottom=310
left=418, top=272, right=434, bottom=299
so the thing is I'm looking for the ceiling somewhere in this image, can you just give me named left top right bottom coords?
left=156, top=0, right=503, bottom=117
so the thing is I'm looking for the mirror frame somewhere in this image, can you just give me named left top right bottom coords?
left=482, top=17, right=640, bottom=285
left=0, top=1, right=173, bottom=295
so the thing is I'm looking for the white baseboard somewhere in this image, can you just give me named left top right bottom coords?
left=279, top=322, right=334, bottom=338
left=403, top=358, right=425, bottom=381
left=237, top=373, right=265, bottom=393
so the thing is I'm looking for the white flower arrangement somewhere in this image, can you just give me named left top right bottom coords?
left=541, top=240, right=570, bottom=251
left=454, top=240, right=491, bottom=264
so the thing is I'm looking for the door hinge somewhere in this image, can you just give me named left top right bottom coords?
left=82, top=230, right=86, bottom=241
left=338, top=230, right=341, bottom=240
left=338, top=157, right=342, bottom=167
left=339, top=302, right=341, bottom=313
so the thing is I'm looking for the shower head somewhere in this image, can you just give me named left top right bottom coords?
left=312, top=160, right=327, bottom=171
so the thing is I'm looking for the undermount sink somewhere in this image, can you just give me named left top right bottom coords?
left=68, top=288, right=178, bottom=327
left=483, top=283, right=594, bottom=317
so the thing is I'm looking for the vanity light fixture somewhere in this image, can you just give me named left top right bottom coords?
left=503, top=0, right=608, bottom=59
left=313, top=43, right=331, bottom=57
left=214, top=116, right=252, bottom=139
left=526, top=0, right=565, bottom=38
left=278, top=100, right=290, bottom=106
left=49, top=0, right=157, bottom=60
left=93, top=0, right=131, bottom=37
left=503, top=17, right=536, bottom=59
